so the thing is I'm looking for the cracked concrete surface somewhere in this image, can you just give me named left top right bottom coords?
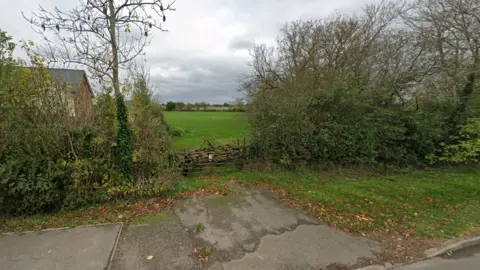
left=3, top=184, right=377, bottom=270
left=111, top=184, right=380, bottom=269
left=172, top=187, right=324, bottom=262
left=218, top=224, right=378, bottom=270
left=169, top=184, right=379, bottom=269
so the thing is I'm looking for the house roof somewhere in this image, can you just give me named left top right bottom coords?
left=46, top=68, right=93, bottom=96
left=25, top=67, right=94, bottom=96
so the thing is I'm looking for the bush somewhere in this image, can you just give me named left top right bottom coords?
left=0, top=156, right=70, bottom=214
left=428, top=118, right=480, bottom=164
left=246, top=74, right=450, bottom=167
left=129, top=74, right=178, bottom=188
left=240, top=14, right=474, bottom=168
left=0, top=37, right=76, bottom=214
left=0, top=33, right=178, bottom=215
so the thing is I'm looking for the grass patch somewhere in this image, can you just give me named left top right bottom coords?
left=164, top=111, right=250, bottom=150
left=221, top=166, right=480, bottom=239
left=195, top=223, right=204, bottom=233
left=134, top=210, right=172, bottom=224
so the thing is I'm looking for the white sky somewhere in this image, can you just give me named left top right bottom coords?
left=1, top=0, right=374, bottom=103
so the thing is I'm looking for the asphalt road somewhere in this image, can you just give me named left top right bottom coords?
left=394, top=244, right=480, bottom=270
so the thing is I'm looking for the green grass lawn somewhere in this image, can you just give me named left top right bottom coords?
left=185, top=166, right=480, bottom=239
left=164, top=111, right=250, bottom=150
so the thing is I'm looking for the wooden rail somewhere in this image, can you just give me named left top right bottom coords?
left=177, top=138, right=247, bottom=176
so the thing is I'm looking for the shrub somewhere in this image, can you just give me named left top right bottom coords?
left=428, top=118, right=480, bottom=164
left=129, top=73, right=178, bottom=188
left=240, top=13, right=472, bottom=168
left=0, top=36, right=79, bottom=214
left=0, top=33, right=178, bottom=215
left=0, top=156, right=70, bottom=214
left=246, top=74, right=450, bottom=167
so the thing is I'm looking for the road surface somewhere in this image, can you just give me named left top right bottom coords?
left=394, top=244, right=480, bottom=270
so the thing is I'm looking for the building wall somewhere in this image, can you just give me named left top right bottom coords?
left=75, top=77, right=94, bottom=120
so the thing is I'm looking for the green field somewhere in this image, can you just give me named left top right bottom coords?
left=164, top=112, right=250, bottom=150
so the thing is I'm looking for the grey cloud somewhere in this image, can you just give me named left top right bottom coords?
left=3, top=0, right=376, bottom=104
left=229, top=38, right=254, bottom=51
left=148, top=55, right=250, bottom=103
left=187, top=72, right=205, bottom=83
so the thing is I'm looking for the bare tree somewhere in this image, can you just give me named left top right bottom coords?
left=242, top=0, right=410, bottom=111
left=405, top=0, right=480, bottom=100
left=23, top=0, right=176, bottom=96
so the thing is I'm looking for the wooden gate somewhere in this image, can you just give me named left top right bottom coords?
left=177, top=138, right=247, bottom=176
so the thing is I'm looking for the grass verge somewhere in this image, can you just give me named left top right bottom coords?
left=227, top=166, right=480, bottom=239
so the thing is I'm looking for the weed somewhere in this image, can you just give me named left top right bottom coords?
left=195, top=223, right=204, bottom=233
left=200, top=247, right=212, bottom=257
left=194, top=246, right=213, bottom=264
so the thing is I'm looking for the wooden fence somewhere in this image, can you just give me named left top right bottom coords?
left=177, top=138, right=247, bottom=176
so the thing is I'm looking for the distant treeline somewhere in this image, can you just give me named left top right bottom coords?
left=163, top=101, right=246, bottom=112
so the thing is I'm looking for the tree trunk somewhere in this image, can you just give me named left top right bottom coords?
left=108, top=0, right=133, bottom=183
left=108, top=0, right=120, bottom=96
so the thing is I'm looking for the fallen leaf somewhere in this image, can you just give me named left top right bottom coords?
left=355, top=214, right=373, bottom=221
left=147, top=255, right=153, bottom=260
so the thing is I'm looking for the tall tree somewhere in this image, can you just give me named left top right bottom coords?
left=24, top=0, right=176, bottom=95
left=24, top=0, right=176, bottom=183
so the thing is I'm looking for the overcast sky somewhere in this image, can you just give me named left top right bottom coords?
left=1, top=0, right=374, bottom=104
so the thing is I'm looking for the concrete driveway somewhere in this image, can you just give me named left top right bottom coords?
left=111, top=184, right=380, bottom=269
left=1, top=184, right=381, bottom=270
